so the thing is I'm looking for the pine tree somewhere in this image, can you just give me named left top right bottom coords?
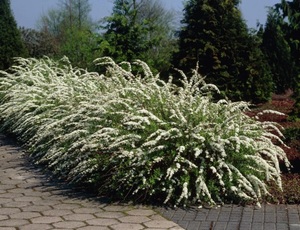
left=0, top=0, right=27, bottom=70
left=173, top=0, right=273, bottom=102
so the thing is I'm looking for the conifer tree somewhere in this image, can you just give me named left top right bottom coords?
left=101, top=0, right=177, bottom=72
left=261, top=10, right=298, bottom=94
left=0, top=0, right=27, bottom=70
left=173, top=0, right=273, bottom=102
left=272, top=0, right=300, bottom=118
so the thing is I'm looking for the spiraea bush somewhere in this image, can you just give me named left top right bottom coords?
left=0, top=57, right=290, bottom=206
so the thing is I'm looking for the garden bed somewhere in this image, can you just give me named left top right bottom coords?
left=251, top=92, right=300, bottom=204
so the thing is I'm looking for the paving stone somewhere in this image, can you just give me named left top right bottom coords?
left=0, top=208, right=21, bottom=215
left=52, top=203, right=82, bottom=210
left=217, top=211, right=231, bottom=222
left=110, top=223, right=144, bottom=230
left=13, top=196, right=42, bottom=202
left=277, top=211, right=288, bottom=222
left=199, top=221, right=214, bottom=230
left=42, top=209, right=73, bottom=216
left=290, top=224, right=300, bottom=230
left=102, top=205, right=132, bottom=212
left=252, top=210, right=264, bottom=223
left=194, top=212, right=207, bottom=221
left=186, top=220, right=201, bottom=230
left=86, top=218, right=120, bottom=226
left=0, top=180, right=22, bottom=185
left=9, top=211, right=41, bottom=219
left=24, top=191, right=52, bottom=197
left=148, top=214, right=167, bottom=221
left=0, top=216, right=8, bottom=221
left=74, top=207, right=103, bottom=214
left=276, top=223, right=289, bottom=230
left=6, top=188, right=26, bottom=194
left=239, top=222, right=251, bottom=230
left=288, top=214, right=300, bottom=224
left=251, top=223, right=263, bottom=230
left=264, top=223, right=276, bottom=230
left=288, top=205, right=299, bottom=214
left=95, top=211, right=125, bottom=219
left=31, top=216, right=63, bottom=224
left=176, top=220, right=189, bottom=229
left=77, top=226, right=110, bottom=230
left=170, top=227, right=185, bottom=230
left=63, top=213, right=95, bottom=221
left=144, top=220, right=179, bottom=228
left=213, top=221, right=227, bottom=230
left=3, top=201, right=31, bottom=208
left=226, top=221, right=241, bottom=229
left=21, top=205, right=52, bottom=212
left=126, top=209, right=156, bottom=216
left=119, top=215, right=151, bottom=223
left=0, top=193, right=22, bottom=199
left=32, top=199, right=62, bottom=206
left=0, top=219, right=30, bottom=227
left=18, top=224, right=53, bottom=230
left=53, top=221, right=87, bottom=228
left=0, top=227, right=16, bottom=230
left=0, top=199, right=12, bottom=205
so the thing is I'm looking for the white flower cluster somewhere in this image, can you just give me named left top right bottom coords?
left=0, top=57, right=290, bottom=206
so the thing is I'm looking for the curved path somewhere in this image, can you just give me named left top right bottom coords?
left=0, top=133, right=183, bottom=230
left=1, top=133, right=300, bottom=230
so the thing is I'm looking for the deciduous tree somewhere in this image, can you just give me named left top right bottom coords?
left=37, top=0, right=99, bottom=69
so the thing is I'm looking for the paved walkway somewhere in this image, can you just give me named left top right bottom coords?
left=156, top=203, right=300, bottom=230
left=0, top=133, right=183, bottom=230
left=1, top=133, right=300, bottom=230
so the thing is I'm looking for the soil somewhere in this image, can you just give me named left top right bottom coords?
left=249, top=91, right=300, bottom=204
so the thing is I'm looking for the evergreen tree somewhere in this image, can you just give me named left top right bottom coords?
left=272, top=0, right=300, bottom=118
left=173, top=0, right=273, bottom=102
left=261, top=9, right=297, bottom=94
left=101, top=0, right=177, bottom=72
left=0, top=0, right=27, bottom=70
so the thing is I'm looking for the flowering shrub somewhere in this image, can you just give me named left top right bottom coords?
left=0, top=57, right=290, bottom=206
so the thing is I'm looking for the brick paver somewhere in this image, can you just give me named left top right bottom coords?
left=0, top=134, right=183, bottom=230
left=156, top=203, right=300, bottom=230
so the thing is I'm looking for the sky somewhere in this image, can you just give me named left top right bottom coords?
left=10, top=0, right=280, bottom=30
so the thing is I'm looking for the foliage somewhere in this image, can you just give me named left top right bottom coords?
left=0, top=0, right=27, bottom=70
left=38, top=0, right=93, bottom=34
left=19, top=27, right=59, bottom=58
left=261, top=9, right=298, bottom=94
left=59, top=26, right=103, bottom=70
left=0, top=57, right=290, bottom=206
left=37, top=0, right=100, bottom=70
left=271, top=0, right=300, bottom=118
left=173, top=0, right=273, bottom=103
left=101, top=0, right=177, bottom=73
